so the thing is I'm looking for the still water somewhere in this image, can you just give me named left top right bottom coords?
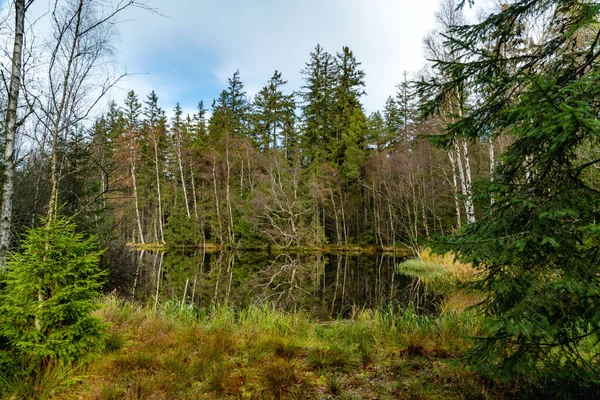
left=120, top=251, right=440, bottom=318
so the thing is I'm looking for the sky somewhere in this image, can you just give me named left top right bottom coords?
left=16, top=0, right=485, bottom=119
left=110, top=0, right=443, bottom=117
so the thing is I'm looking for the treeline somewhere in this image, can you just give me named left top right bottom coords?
left=12, top=16, right=498, bottom=251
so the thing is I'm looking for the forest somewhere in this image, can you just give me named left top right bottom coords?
left=1, top=0, right=600, bottom=398
left=6, top=5, right=488, bottom=255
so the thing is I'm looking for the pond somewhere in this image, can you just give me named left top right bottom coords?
left=116, top=250, right=441, bottom=319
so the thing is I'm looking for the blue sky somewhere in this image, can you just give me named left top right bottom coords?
left=17, top=0, right=485, bottom=119
left=111, top=0, right=445, bottom=117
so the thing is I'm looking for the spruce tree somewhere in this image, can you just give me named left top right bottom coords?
left=0, top=217, right=105, bottom=374
left=252, top=70, right=296, bottom=152
left=332, top=46, right=366, bottom=166
left=382, top=96, right=402, bottom=149
left=366, top=111, right=386, bottom=153
left=190, top=101, right=208, bottom=151
left=209, top=90, right=234, bottom=145
left=300, top=44, right=337, bottom=165
left=123, top=90, right=142, bottom=132
left=226, top=70, right=251, bottom=138
left=421, top=0, right=600, bottom=383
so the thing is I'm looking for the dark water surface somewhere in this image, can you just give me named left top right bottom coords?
left=119, top=250, right=440, bottom=318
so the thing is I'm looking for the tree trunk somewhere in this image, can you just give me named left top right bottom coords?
left=489, top=137, right=496, bottom=206
left=0, top=0, right=26, bottom=270
left=460, top=138, right=475, bottom=223
left=47, top=0, right=84, bottom=224
left=131, top=135, right=145, bottom=244
left=453, top=139, right=475, bottom=224
left=447, top=150, right=462, bottom=229
left=225, top=138, right=235, bottom=244
left=153, top=137, right=165, bottom=244
left=212, top=154, right=224, bottom=244
left=329, top=185, right=341, bottom=245
left=189, top=161, right=199, bottom=223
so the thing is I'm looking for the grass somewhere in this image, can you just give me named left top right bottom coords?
left=5, top=248, right=595, bottom=399
left=396, top=248, right=478, bottom=296
left=0, top=293, right=486, bottom=400
left=3, top=293, right=597, bottom=399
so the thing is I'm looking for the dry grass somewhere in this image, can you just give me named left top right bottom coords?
left=4, top=293, right=571, bottom=399
left=419, top=248, right=476, bottom=284
left=24, top=295, right=493, bottom=400
left=395, top=248, right=478, bottom=296
left=441, top=290, right=484, bottom=313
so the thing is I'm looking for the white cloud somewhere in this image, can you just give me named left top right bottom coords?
left=114, top=0, right=445, bottom=112
left=12, top=0, right=492, bottom=116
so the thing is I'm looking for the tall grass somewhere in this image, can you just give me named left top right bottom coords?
left=396, top=248, right=475, bottom=287
left=420, top=248, right=476, bottom=283
left=0, top=362, right=85, bottom=400
left=63, top=294, right=482, bottom=399
left=5, top=293, right=585, bottom=399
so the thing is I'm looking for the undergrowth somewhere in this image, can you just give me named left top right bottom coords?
left=2, top=293, right=595, bottom=399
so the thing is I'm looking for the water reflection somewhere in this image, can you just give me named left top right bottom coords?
left=122, top=250, right=441, bottom=318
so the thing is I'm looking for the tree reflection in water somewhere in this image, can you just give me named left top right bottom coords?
left=123, top=250, right=442, bottom=318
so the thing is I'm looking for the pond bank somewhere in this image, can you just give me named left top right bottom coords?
left=18, top=294, right=580, bottom=400
left=58, top=295, right=490, bottom=399
left=127, top=242, right=414, bottom=256
left=5, top=251, right=593, bottom=399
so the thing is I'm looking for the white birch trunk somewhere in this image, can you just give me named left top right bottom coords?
left=131, top=136, right=145, bottom=244
left=153, top=137, right=165, bottom=244
left=460, top=138, right=476, bottom=224
left=175, top=131, right=191, bottom=218
left=448, top=150, right=462, bottom=228
left=0, top=0, right=26, bottom=270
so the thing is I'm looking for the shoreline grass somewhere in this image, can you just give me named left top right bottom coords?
left=127, top=242, right=414, bottom=256
left=26, top=294, right=487, bottom=399
left=395, top=248, right=477, bottom=295
left=4, top=293, right=597, bottom=399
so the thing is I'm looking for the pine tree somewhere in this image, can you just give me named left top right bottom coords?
left=142, top=91, right=168, bottom=244
left=252, top=70, right=296, bottom=153
left=190, top=101, right=208, bottom=151
left=422, top=0, right=600, bottom=382
left=341, top=108, right=367, bottom=181
left=395, top=72, right=418, bottom=146
left=331, top=46, right=366, bottom=166
left=382, top=96, right=402, bottom=149
left=366, top=111, right=386, bottom=153
left=172, top=103, right=192, bottom=219
left=300, top=44, right=337, bottom=164
left=209, top=90, right=234, bottom=145
left=0, top=217, right=105, bottom=374
left=122, top=90, right=145, bottom=244
left=123, top=90, right=142, bottom=132
left=226, top=70, right=251, bottom=138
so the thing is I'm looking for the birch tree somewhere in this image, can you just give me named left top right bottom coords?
left=0, top=0, right=32, bottom=270
left=420, top=0, right=476, bottom=225
left=24, top=0, right=153, bottom=225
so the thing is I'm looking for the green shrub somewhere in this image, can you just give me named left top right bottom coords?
left=0, top=217, right=106, bottom=376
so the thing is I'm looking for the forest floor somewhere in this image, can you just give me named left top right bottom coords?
left=6, top=251, right=579, bottom=399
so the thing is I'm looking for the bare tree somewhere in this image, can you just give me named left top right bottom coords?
left=422, top=0, right=476, bottom=225
left=20, top=0, right=153, bottom=225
